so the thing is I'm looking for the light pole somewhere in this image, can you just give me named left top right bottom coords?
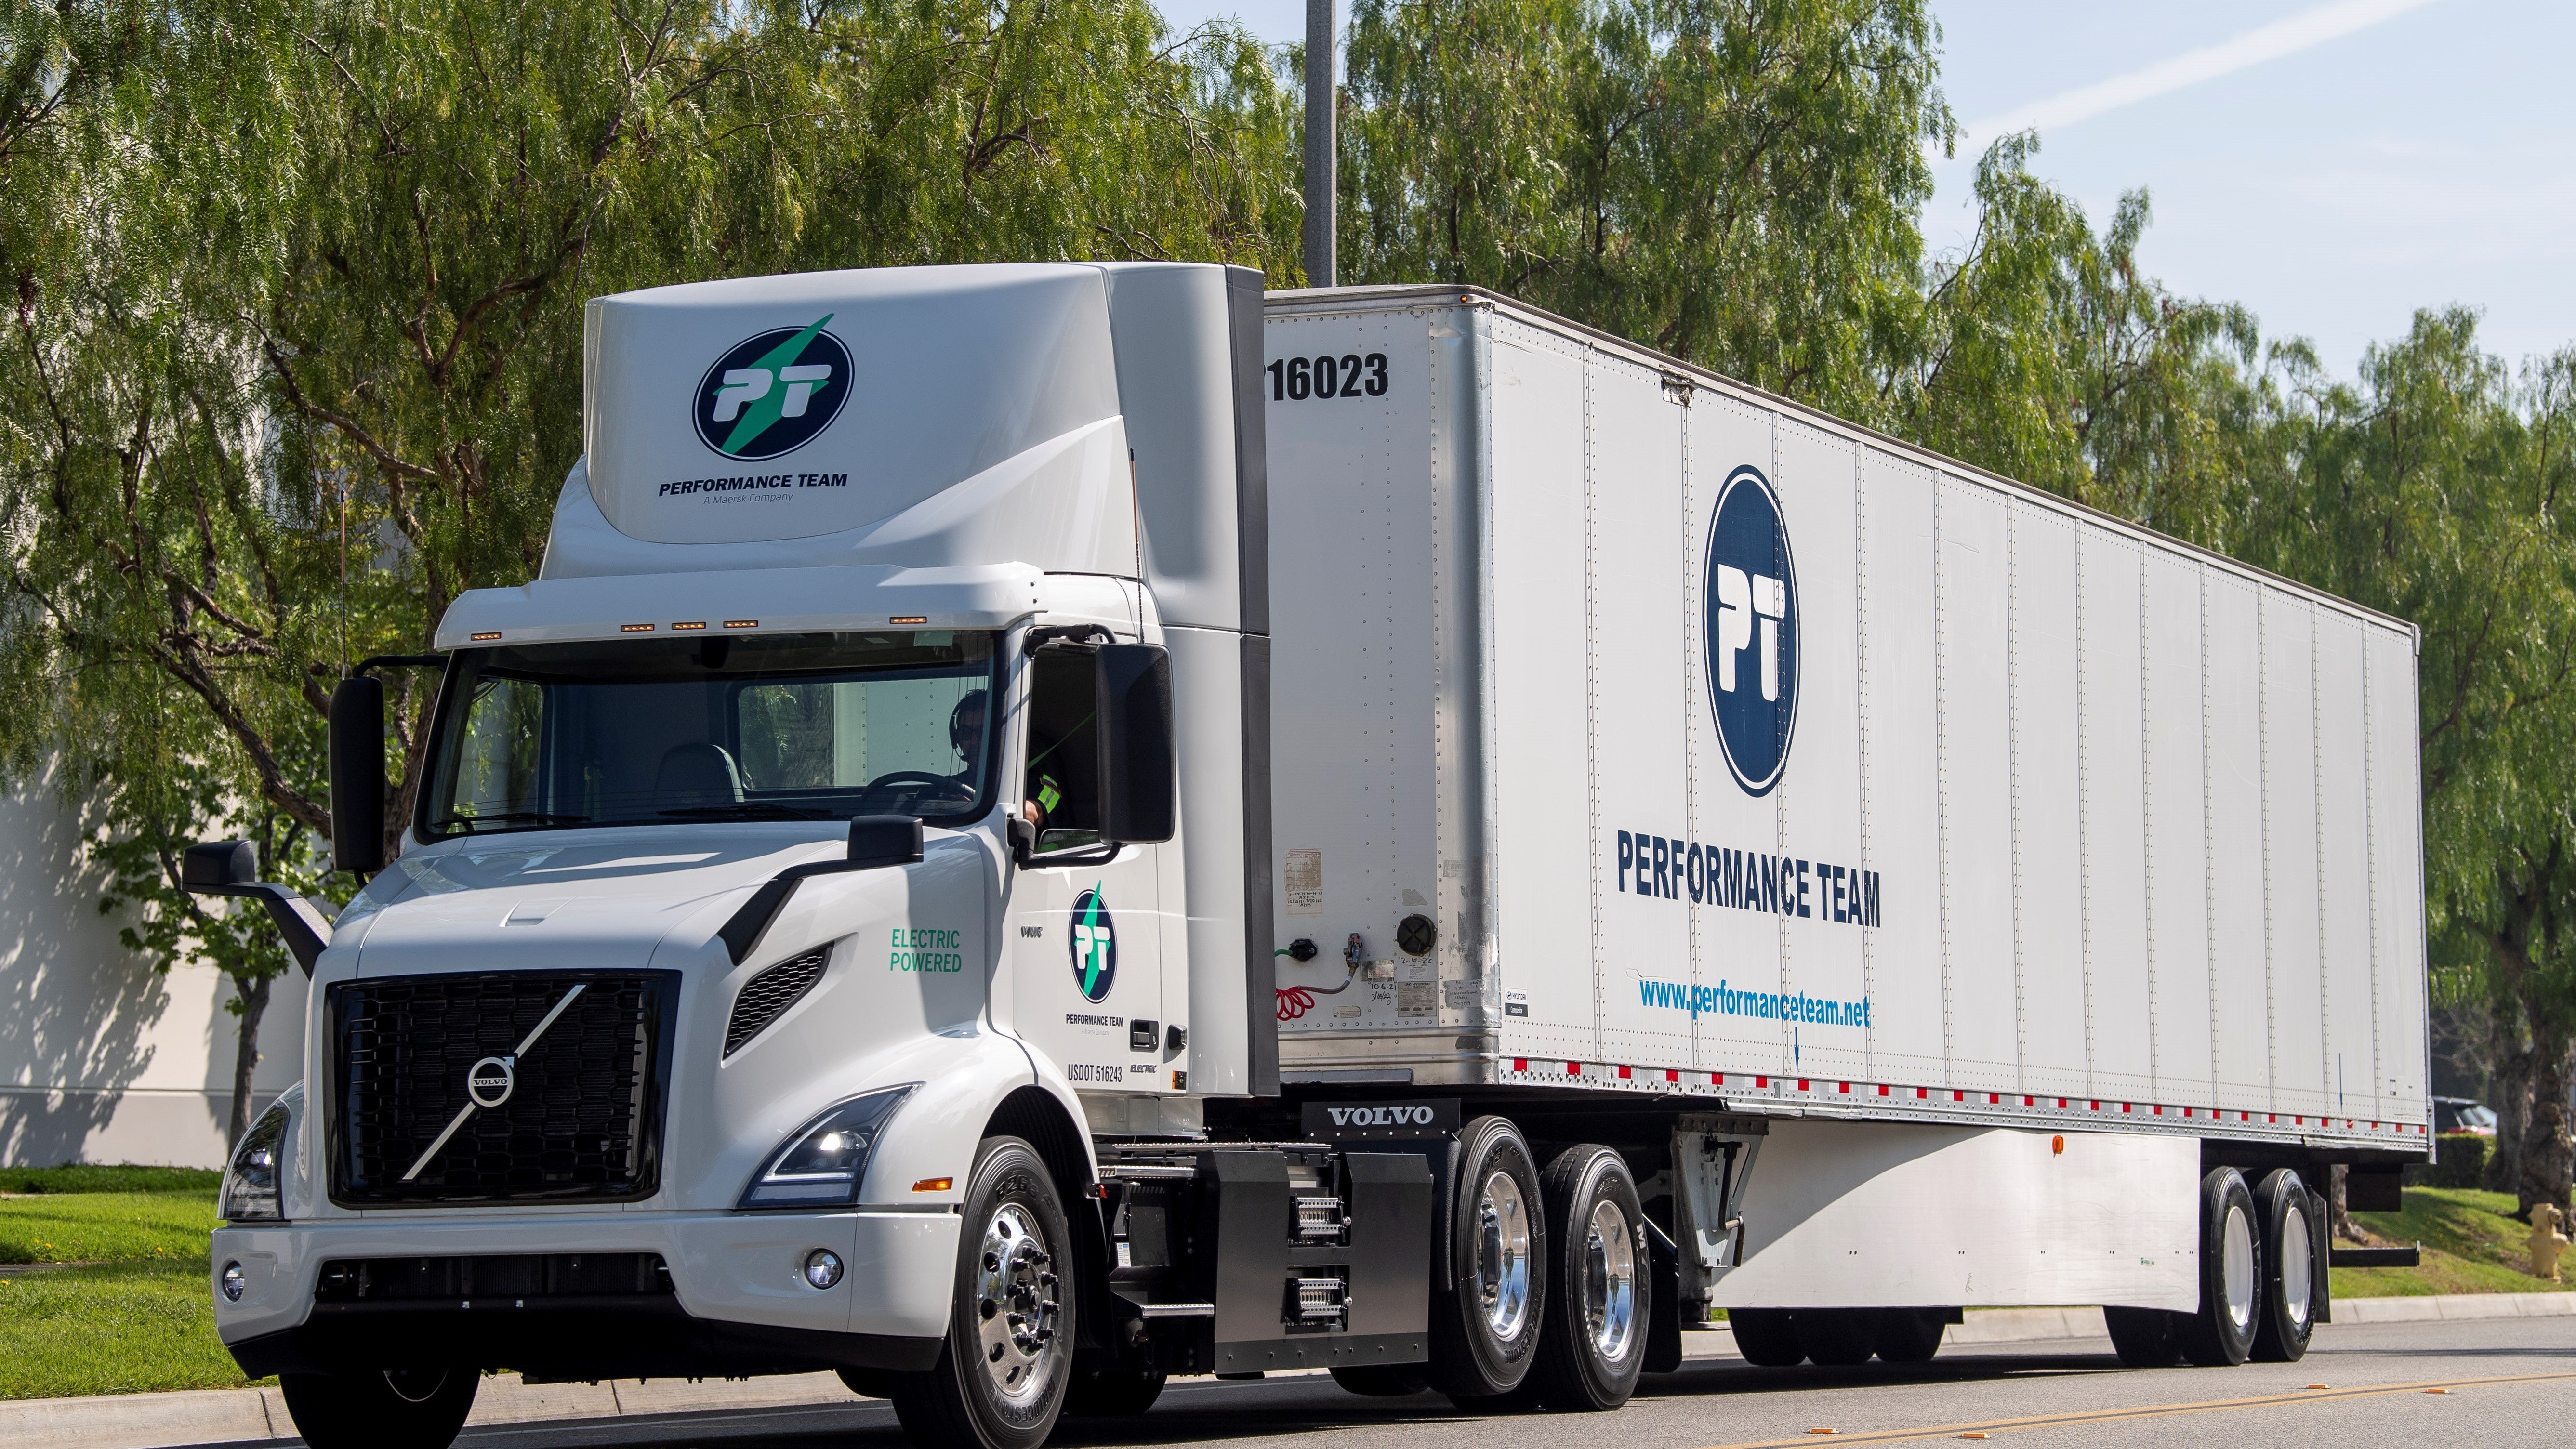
left=1303, top=0, right=1336, bottom=288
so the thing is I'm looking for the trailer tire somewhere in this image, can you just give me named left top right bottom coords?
left=2103, top=1306, right=2184, bottom=1367
left=1727, top=1309, right=1805, bottom=1367
left=277, top=1368, right=477, bottom=1449
left=1427, top=1116, right=1546, bottom=1398
left=1873, top=1309, right=1946, bottom=1363
left=1797, top=1309, right=1878, bottom=1366
left=887, top=1136, right=1073, bottom=1449
left=1061, top=1367, right=1165, bottom=1417
left=1331, top=1364, right=1431, bottom=1396
left=2248, top=1169, right=2318, bottom=1363
left=1516, top=1146, right=1649, bottom=1410
left=2176, top=1167, right=2260, bottom=1368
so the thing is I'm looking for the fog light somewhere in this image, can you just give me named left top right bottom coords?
left=803, top=1249, right=845, bottom=1290
left=219, top=1261, right=246, bottom=1303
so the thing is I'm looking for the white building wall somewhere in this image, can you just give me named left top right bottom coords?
left=0, top=767, right=308, bottom=1168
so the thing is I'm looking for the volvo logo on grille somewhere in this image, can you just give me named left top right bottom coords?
left=467, top=1055, right=516, bottom=1109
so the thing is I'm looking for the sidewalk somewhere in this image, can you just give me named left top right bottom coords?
left=7, top=1294, right=2571, bottom=1449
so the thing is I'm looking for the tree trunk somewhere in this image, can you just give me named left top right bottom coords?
left=2328, top=1164, right=2364, bottom=1242
left=226, top=972, right=272, bottom=1149
left=2487, top=1014, right=2534, bottom=1196
left=2520, top=1031, right=2576, bottom=1224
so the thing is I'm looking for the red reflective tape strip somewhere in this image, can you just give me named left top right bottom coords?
left=1512, top=1059, right=1527, bottom=1072
left=1619, top=1065, right=1632, bottom=1079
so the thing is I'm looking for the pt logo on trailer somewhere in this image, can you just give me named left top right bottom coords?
left=692, top=315, right=852, bottom=460
left=1070, top=886, right=1117, bottom=1003
left=1703, top=463, right=1798, bottom=796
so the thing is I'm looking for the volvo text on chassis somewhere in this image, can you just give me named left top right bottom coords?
left=193, top=264, right=2431, bottom=1449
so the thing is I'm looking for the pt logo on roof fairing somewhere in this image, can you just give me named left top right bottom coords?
left=1070, top=886, right=1117, bottom=1003
left=1704, top=464, right=1799, bottom=796
left=692, top=316, right=852, bottom=460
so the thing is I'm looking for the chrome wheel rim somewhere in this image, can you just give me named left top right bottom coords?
left=975, top=1202, right=1061, bottom=1402
left=1583, top=1197, right=1638, bottom=1362
left=2281, top=1202, right=2312, bottom=1328
left=1474, top=1169, right=1533, bottom=1341
left=2221, top=1202, right=2257, bottom=1330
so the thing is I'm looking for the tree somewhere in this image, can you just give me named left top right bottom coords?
left=0, top=0, right=1295, bottom=1144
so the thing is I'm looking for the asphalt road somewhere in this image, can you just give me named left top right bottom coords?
left=432, top=1316, right=2576, bottom=1449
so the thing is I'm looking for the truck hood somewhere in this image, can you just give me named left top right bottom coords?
left=336, top=825, right=859, bottom=975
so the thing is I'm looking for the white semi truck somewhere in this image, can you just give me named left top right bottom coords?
left=194, top=264, right=2430, bottom=1449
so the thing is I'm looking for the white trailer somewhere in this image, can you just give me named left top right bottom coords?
left=192, top=266, right=2426, bottom=1449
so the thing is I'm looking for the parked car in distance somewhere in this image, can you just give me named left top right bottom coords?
left=2434, top=1097, right=2498, bottom=1136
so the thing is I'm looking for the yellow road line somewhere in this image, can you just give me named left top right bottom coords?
left=1694, top=1370, right=2576, bottom=1448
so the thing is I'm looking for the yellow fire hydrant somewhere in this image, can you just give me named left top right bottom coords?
left=2530, top=1202, right=2569, bottom=1284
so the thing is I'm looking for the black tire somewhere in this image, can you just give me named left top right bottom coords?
left=1517, top=1146, right=1650, bottom=1410
left=1427, top=1116, right=1547, bottom=1398
left=2103, top=1305, right=2184, bottom=1367
left=1874, top=1309, right=1946, bottom=1363
left=887, top=1136, right=1075, bottom=1449
left=1061, top=1366, right=1165, bottom=1416
left=278, top=1368, right=478, bottom=1449
left=2249, top=1169, right=2319, bottom=1363
left=1331, top=1364, right=1431, bottom=1396
left=1727, top=1308, right=1805, bottom=1366
left=1797, top=1308, right=1878, bottom=1366
left=2175, top=1167, right=2260, bottom=1368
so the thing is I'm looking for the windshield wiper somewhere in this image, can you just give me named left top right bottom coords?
left=658, top=802, right=834, bottom=820
left=428, top=811, right=592, bottom=832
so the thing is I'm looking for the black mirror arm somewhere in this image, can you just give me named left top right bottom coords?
left=185, top=880, right=330, bottom=976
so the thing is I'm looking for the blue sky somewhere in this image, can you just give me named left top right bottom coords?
left=1151, top=0, right=2576, bottom=379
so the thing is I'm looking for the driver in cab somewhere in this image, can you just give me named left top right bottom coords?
left=949, top=690, right=1058, bottom=830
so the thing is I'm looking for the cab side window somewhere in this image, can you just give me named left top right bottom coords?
left=1025, top=650, right=1101, bottom=846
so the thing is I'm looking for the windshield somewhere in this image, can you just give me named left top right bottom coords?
left=420, top=631, right=1001, bottom=838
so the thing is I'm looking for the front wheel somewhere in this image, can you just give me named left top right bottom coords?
left=888, top=1136, right=1074, bottom=1449
left=278, top=1368, right=478, bottom=1449
left=1427, top=1116, right=1546, bottom=1398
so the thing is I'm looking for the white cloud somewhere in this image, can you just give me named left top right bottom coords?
left=1939, top=0, right=2453, bottom=163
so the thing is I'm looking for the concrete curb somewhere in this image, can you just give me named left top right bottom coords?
left=4, top=1294, right=2569, bottom=1449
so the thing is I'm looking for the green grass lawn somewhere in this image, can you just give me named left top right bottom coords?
left=2335, top=1185, right=2574, bottom=1299
left=0, top=1166, right=258, bottom=1399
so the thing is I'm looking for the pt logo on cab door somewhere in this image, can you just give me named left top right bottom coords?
left=1070, top=886, right=1117, bottom=1003
left=1703, top=463, right=1799, bottom=796
left=692, top=316, right=852, bottom=460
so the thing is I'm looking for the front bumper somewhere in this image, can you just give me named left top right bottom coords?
left=210, top=1209, right=957, bottom=1379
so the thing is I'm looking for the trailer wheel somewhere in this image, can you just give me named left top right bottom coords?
left=2248, top=1169, right=2318, bottom=1363
left=888, top=1136, right=1073, bottom=1449
left=1331, top=1364, right=1431, bottom=1396
left=1515, top=1146, right=1649, bottom=1410
left=1427, top=1116, right=1546, bottom=1398
left=2175, top=1167, right=2260, bottom=1367
left=1061, top=1367, right=1165, bottom=1416
left=2103, top=1306, right=2184, bottom=1367
left=1796, top=1309, right=1878, bottom=1366
left=277, top=1367, right=477, bottom=1449
left=1726, top=1309, right=1805, bottom=1366
left=1874, top=1309, right=1947, bottom=1363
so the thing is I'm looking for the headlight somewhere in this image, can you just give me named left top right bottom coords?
left=221, top=1086, right=298, bottom=1222
left=738, top=1085, right=917, bottom=1209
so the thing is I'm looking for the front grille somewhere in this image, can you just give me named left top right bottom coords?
left=315, top=1252, right=673, bottom=1303
left=725, top=948, right=827, bottom=1056
left=330, top=972, right=677, bottom=1205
